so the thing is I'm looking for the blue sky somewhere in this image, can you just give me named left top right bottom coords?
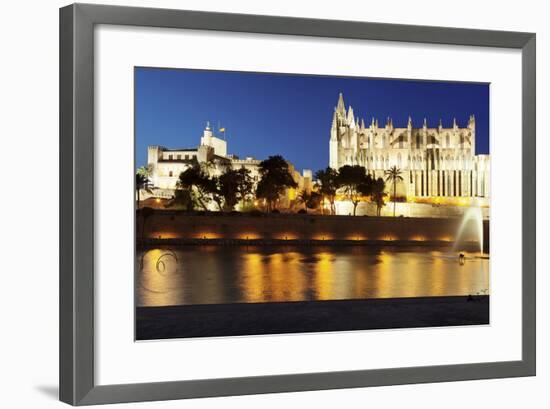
left=135, top=67, right=489, bottom=172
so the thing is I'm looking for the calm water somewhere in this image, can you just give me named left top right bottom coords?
left=137, top=246, right=489, bottom=307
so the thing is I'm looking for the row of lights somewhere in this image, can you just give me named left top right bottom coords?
left=188, top=233, right=448, bottom=242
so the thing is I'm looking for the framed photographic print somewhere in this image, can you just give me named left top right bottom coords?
left=60, top=3, right=536, bottom=405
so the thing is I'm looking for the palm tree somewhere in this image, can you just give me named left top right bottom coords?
left=136, top=173, right=152, bottom=208
left=297, top=189, right=311, bottom=211
left=384, top=166, right=403, bottom=217
left=137, top=164, right=153, bottom=178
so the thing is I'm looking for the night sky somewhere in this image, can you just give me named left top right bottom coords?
left=135, top=67, right=489, bottom=172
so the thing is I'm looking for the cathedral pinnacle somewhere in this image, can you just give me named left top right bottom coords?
left=336, top=92, right=346, bottom=115
left=347, top=106, right=355, bottom=126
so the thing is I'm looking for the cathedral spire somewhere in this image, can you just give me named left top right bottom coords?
left=469, top=114, right=476, bottom=129
left=336, top=92, right=346, bottom=116
left=347, top=105, right=355, bottom=127
left=386, top=116, right=393, bottom=131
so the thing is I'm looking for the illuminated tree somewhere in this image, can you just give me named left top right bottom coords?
left=315, top=167, right=340, bottom=214
left=297, top=189, right=311, bottom=210
left=177, top=165, right=213, bottom=211
left=135, top=172, right=152, bottom=208
left=385, top=166, right=403, bottom=217
left=216, top=167, right=254, bottom=211
left=337, top=165, right=369, bottom=216
left=235, top=167, right=254, bottom=209
left=256, top=155, right=297, bottom=212
left=370, top=177, right=387, bottom=216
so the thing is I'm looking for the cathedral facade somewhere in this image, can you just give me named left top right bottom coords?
left=329, top=93, right=490, bottom=199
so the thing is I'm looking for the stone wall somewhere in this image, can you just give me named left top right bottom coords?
left=137, top=211, right=489, bottom=249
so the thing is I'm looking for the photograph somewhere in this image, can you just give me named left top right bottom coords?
left=134, top=67, right=490, bottom=340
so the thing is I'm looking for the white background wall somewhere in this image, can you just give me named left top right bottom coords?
left=0, top=0, right=547, bottom=408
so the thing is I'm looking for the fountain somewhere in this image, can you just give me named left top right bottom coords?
left=453, top=203, right=484, bottom=254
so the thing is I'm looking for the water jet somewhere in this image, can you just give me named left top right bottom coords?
left=453, top=201, right=484, bottom=253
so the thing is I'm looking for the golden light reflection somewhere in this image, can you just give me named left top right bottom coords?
left=137, top=246, right=490, bottom=307
left=138, top=248, right=184, bottom=306
left=314, top=252, right=334, bottom=300
left=426, top=251, right=446, bottom=297
left=373, top=251, right=392, bottom=298
left=241, top=252, right=264, bottom=302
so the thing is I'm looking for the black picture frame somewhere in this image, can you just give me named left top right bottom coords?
left=60, top=3, right=536, bottom=405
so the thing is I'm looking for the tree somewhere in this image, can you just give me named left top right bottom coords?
left=137, top=164, right=153, bottom=178
left=171, top=188, right=195, bottom=211
left=135, top=173, right=152, bottom=208
left=370, top=177, right=387, bottom=216
left=358, top=173, right=375, bottom=199
left=337, top=165, right=369, bottom=216
left=306, top=191, right=322, bottom=211
left=385, top=166, right=404, bottom=217
left=217, top=169, right=239, bottom=211
left=176, top=165, right=213, bottom=211
left=315, top=167, right=340, bottom=214
left=235, top=167, right=254, bottom=209
left=297, top=189, right=311, bottom=210
left=208, top=176, right=225, bottom=211
left=256, top=155, right=298, bottom=212
left=214, top=167, right=253, bottom=211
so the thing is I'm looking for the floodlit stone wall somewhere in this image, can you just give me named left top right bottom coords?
left=137, top=211, right=489, bottom=247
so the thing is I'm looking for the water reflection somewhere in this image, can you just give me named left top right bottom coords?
left=137, top=246, right=489, bottom=307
